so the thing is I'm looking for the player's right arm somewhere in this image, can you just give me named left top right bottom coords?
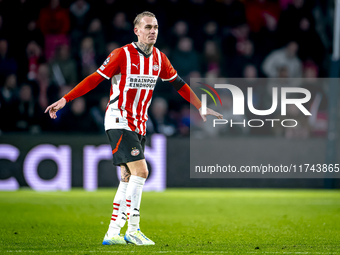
left=44, top=72, right=105, bottom=119
left=45, top=48, right=123, bottom=119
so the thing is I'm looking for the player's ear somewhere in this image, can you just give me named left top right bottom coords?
left=134, top=27, right=139, bottom=37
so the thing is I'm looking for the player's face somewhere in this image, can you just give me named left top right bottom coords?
left=135, top=16, right=158, bottom=46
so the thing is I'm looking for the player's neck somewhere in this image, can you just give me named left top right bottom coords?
left=136, top=42, right=153, bottom=55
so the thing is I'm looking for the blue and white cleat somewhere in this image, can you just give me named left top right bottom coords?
left=102, top=233, right=127, bottom=245
left=124, top=229, right=155, bottom=245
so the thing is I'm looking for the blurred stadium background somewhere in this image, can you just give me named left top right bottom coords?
left=0, top=0, right=340, bottom=190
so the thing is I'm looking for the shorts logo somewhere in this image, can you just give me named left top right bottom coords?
left=131, top=149, right=140, bottom=156
left=153, top=64, right=159, bottom=71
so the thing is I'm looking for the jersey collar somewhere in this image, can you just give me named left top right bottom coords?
left=132, top=42, right=152, bottom=58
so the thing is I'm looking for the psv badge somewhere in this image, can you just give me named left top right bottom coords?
left=131, top=148, right=140, bottom=156
left=153, top=64, right=159, bottom=71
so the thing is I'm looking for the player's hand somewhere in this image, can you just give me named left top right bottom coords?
left=44, top=97, right=67, bottom=119
left=199, top=107, right=223, bottom=122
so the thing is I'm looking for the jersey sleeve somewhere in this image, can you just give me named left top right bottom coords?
left=97, top=48, right=123, bottom=79
left=159, top=52, right=178, bottom=82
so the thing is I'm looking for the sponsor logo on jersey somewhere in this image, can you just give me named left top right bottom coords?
left=129, top=77, right=157, bottom=89
left=131, top=149, right=140, bottom=156
left=103, top=57, right=110, bottom=66
left=132, top=63, right=139, bottom=69
left=153, top=64, right=159, bottom=71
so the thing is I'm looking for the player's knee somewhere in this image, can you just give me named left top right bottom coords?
left=138, top=168, right=149, bottom=179
left=127, top=159, right=149, bottom=178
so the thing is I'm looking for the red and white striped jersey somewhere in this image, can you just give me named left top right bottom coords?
left=96, top=42, right=177, bottom=136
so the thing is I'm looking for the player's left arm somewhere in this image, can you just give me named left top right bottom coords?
left=159, top=52, right=222, bottom=122
left=170, top=76, right=223, bottom=122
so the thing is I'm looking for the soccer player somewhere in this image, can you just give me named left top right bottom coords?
left=45, top=11, right=223, bottom=245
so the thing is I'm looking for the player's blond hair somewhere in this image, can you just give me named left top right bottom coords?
left=134, top=11, right=156, bottom=27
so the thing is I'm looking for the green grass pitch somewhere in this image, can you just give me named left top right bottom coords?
left=0, top=189, right=339, bottom=254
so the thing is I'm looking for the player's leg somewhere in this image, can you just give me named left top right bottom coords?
left=102, top=165, right=130, bottom=245
left=124, top=138, right=155, bottom=245
left=103, top=129, right=130, bottom=245
left=125, top=159, right=148, bottom=233
left=105, top=129, right=154, bottom=245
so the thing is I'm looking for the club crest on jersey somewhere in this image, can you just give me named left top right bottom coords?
left=131, top=148, right=140, bottom=156
left=153, top=64, right=159, bottom=71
